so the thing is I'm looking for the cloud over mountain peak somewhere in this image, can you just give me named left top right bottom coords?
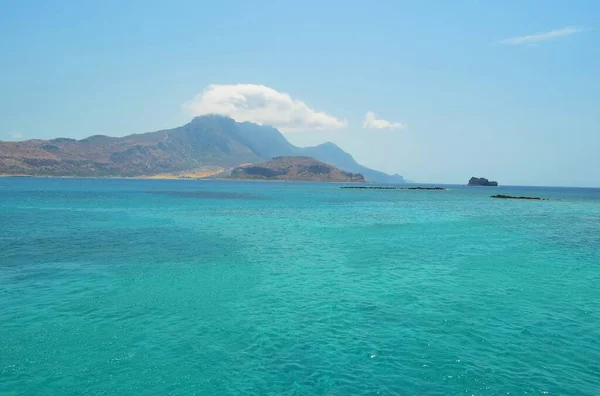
left=184, top=84, right=346, bottom=132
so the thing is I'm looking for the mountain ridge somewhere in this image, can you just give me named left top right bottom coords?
left=0, top=115, right=404, bottom=183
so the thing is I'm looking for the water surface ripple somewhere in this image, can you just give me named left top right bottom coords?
left=1, top=179, right=599, bottom=395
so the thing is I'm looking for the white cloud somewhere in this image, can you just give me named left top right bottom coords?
left=9, top=131, right=24, bottom=140
left=363, top=111, right=406, bottom=130
left=500, top=27, right=582, bottom=45
left=183, top=84, right=346, bottom=132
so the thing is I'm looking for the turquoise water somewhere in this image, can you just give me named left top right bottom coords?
left=1, top=178, right=599, bottom=395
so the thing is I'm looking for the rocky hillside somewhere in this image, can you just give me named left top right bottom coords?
left=229, top=157, right=365, bottom=182
left=468, top=177, right=498, bottom=186
left=0, top=115, right=404, bottom=182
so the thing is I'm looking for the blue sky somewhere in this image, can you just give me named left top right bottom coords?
left=1, top=0, right=598, bottom=186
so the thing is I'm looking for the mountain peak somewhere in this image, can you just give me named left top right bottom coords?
left=192, top=114, right=230, bottom=120
left=190, top=114, right=235, bottom=124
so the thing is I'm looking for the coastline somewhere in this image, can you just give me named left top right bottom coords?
left=0, top=174, right=366, bottom=183
left=0, top=174, right=198, bottom=180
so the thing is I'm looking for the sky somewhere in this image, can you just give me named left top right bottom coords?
left=1, top=0, right=599, bottom=186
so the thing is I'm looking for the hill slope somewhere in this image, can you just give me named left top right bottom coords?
left=0, top=115, right=404, bottom=182
left=300, top=142, right=404, bottom=184
left=229, top=156, right=365, bottom=182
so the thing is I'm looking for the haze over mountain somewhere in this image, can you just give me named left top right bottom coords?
left=0, top=115, right=404, bottom=183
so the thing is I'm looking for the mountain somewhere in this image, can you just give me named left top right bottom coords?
left=232, top=122, right=403, bottom=183
left=0, top=115, right=404, bottom=182
left=300, top=142, right=404, bottom=184
left=228, top=156, right=365, bottom=182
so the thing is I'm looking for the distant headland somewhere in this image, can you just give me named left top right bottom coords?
left=226, top=156, right=365, bottom=182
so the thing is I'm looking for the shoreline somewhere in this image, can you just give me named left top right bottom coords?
left=0, top=174, right=367, bottom=184
left=2, top=174, right=599, bottom=189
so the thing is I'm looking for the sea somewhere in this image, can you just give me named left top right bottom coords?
left=1, top=178, right=599, bottom=395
